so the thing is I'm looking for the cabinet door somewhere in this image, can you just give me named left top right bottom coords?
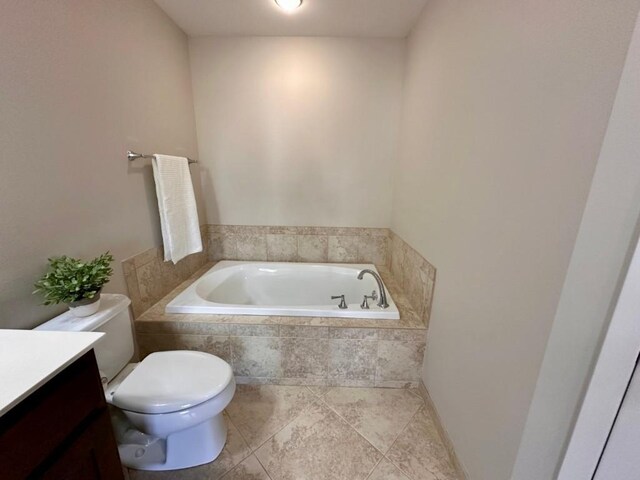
left=38, top=412, right=124, bottom=480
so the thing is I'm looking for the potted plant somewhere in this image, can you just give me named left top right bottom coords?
left=34, top=252, right=114, bottom=317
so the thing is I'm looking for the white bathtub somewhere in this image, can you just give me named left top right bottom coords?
left=165, top=261, right=400, bottom=320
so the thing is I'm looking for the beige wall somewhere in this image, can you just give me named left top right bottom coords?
left=514, top=11, right=640, bottom=479
left=0, top=0, right=200, bottom=329
left=391, top=1, right=640, bottom=479
left=189, top=36, right=404, bottom=227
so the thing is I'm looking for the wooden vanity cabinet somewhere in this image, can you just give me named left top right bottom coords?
left=0, top=350, right=124, bottom=480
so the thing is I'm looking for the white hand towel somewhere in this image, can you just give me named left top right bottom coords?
left=151, top=154, right=203, bottom=264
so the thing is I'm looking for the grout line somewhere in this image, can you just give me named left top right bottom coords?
left=406, top=386, right=427, bottom=404
left=253, top=453, right=275, bottom=480
left=364, top=455, right=384, bottom=480
left=223, top=412, right=253, bottom=465
left=380, top=406, right=422, bottom=456
left=304, top=385, right=317, bottom=396
left=318, top=397, right=387, bottom=457
left=225, top=412, right=249, bottom=445
left=383, top=408, right=422, bottom=480
left=249, top=396, right=323, bottom=454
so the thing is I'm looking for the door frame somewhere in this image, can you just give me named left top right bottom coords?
left=558, top=233, right=640, bottom=479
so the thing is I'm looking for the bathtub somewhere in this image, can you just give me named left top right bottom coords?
left=165, top=261, right=400, bottom=320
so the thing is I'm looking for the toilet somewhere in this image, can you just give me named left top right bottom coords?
left=35, top=294, right=235, bottom=471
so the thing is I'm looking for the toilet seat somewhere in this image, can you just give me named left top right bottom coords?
left=110, top=351, right=233, bottom=414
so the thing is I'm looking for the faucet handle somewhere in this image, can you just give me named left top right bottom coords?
left=331, top=295, right=348, bottom=309
left=361, top=292, right=377, bottom=309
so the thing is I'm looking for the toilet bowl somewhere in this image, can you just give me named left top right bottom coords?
left=35, top=294, right=236, bottom=472
left=106, top=350, right=236, bottom=471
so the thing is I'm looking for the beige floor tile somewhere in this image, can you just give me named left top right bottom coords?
left=225, top=384, right=316, bottom=449
left=220, top=455, right=270, bottom=480
left=255, top=402, right=381, bottom=480
left=386, top=407, right=458, bottom=480
left=322, top=387, right=424, bottom=453
left=367, top=458, right=412, bottom=480
left=128, top=413, right=250, bottom=480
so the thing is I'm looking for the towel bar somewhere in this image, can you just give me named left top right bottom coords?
left=127, top=150, right=197, bottom=164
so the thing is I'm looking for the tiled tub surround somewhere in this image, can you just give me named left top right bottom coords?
left=123, top=225, right=392, bottom=319
left=389, top=231, right=437, bottom=324
left=122, top=225, right=209, bottom=318
left=123, top=225, right=436, bottom=326
left=205, top=226, right=437, bottom=325
left=206, top=225, right=391, bottom=265
left=123, top=226, right=436, bottom=387
left=135, top=264, right=426, bottom=388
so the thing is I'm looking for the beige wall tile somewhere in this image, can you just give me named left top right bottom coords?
left=266, top=234, right=298, bottom=262
left=378, top=329, right=427, bottom=342
left=329, top=327, right=379, bottom=340
left=136, top=333, right=230, bottom=361
left=122, top=266, right=148, bottom=319
left=281, top=338, right=329, bottom=378
left=328, top=339, right=377, bottom=380
left=136, top=321, right=229, bottom=336
left=390, top=234, right=407, bottom=288
left=122, top=259, right=135, bottom=277
left=158, top=258, right=182, bottom=296
left=185, top=250, right=207, bottom=275
left=297, top=235, right=328, bottom=262
left=357, top=235, right=389, bottom=265
left=376, top=340, right=425, bottom=384
left=136, top=258, right=163, bottom=307
left=279, top=325, right=329, bottom=338
left=230, top=336, right=281, bottom=377
left=131, top=247, right=159, bottom=269
left=388, top=232, right=437, bottom=325
left=208, top=232, right=238, bottom=261
left=230, top=324, right=280, bottom=337
left=328, top=236, right=359, bottom=263
left=236, top=234, right=268, bottom=261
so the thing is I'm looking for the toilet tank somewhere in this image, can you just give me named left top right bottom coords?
left=35, top=294, right=135, bottom=382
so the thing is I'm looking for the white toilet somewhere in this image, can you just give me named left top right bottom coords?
left=36, top=294, right=236, bottom=471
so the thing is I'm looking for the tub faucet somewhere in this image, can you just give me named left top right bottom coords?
left=357, top=269, right=389, bottom=308
left=331, top=294, right=348, bottom=309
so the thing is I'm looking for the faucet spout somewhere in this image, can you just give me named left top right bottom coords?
left=356, top=269, right=389, bottom=309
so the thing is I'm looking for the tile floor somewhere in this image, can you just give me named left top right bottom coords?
left=128, top=385, right=459, bottom=480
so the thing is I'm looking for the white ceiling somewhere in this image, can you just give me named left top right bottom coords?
left=153, top=0, right=428, bottom=38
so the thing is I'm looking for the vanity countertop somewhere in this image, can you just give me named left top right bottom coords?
left=0, top=329, right=104, bottom=417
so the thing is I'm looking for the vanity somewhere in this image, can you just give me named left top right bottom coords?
left=0, top=330, right=124, bottom=480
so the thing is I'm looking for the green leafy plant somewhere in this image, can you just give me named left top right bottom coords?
left=33, top=252, right=114, bottom=305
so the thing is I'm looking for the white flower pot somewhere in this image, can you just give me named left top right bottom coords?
left=68, top=293, right=101, bottom=317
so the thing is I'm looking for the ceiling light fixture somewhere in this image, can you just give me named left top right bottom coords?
left=275, top=0, right=302, bottom=12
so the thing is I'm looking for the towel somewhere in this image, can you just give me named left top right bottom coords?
left=151, top=154, right=203, bottom=264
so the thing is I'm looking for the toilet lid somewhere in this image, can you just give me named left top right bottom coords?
left=111, top=351, right=233, bottom=414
